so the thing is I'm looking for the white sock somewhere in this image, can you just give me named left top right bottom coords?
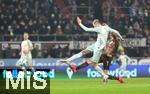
left=67, top=52, right=83, bottom=62
left=94, top=65, right=108, bottom=78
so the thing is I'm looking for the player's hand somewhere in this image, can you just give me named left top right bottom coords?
left=29, top=47, right=33, bottom=51
left=22, top=48, right=29, bottom=54
left=118, top=38, right=124, bottom=41
left=121, top=38, right=124, bottom=41
left=77, top=16, right=82, bottom=24
left=23, top=50, right=29, bottom=54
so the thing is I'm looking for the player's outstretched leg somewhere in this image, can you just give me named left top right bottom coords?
left=108, top=75, right=125, bottom=83
left=70, top=61, right=90, bottom=72
left=76, top=61, right=89, bottom=70
left=60, top=49, right=90, bottom=72
left=69, top=61, right=90, bottom=73
left=92, top=62, right=108, bottom=80
left=59, top=52, right=83, bottom=63
left=59, top=59, right=77, bottom=72
left=66, top=52, right=83, bottom=62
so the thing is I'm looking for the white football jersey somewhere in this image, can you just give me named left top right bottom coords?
left=21, top=39, right=33, bottom=58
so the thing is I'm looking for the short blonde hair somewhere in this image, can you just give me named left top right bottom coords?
left=92, top=19, right=99, bottom=25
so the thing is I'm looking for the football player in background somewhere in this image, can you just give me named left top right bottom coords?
left=117, top=47, right=131, bottom=78
left=17, top=32, right=35, bottom=77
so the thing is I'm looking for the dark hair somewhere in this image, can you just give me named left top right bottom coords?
left=111, top=33, right=120, bottom=55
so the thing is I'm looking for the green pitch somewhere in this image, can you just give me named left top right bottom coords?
left=50, top=78, right=150, bottom=94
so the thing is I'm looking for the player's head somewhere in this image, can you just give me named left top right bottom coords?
left=120, top=51, right=125, bottom=55
left=93, top=19, right=108, bottom=27
left=110, top=33, right=117, bottom=41
left=118, top=45, right=125, bottom=54
left=109, top=33, right=114, bottom=40
left=92, top=19, right=101, bottom=27
left=23, top=32, right=29, bottom=40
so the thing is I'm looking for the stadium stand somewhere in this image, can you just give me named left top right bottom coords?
left=0, top=0, right=149, bottom=58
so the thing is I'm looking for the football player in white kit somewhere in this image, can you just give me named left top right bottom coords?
left=61, top=17, right=123, bottom=80
left=17, top=32, right=34, bottom=77
left=118, top=49, right=130, bottom=78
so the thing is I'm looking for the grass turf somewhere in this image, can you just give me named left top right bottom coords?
left=50, top=78, right=150, bottom=94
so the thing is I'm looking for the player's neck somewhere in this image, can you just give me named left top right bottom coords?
left=24, top=39, right=28, bottom=41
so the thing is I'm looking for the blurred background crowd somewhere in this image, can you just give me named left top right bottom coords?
left=0, top=0, right=150, bottom=58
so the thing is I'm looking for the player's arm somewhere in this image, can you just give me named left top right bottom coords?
left=126, top=55, right=131, bottom=61
left=77, top=17, right=96, bottom=32
left=28, top=40, right=33, bottom=51
left=108, top=27, right=123, bottom=40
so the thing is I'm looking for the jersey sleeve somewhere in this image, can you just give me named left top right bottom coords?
left=108, top=26, right=123, bottom=40
left=79, top=23, right=99, bottom=32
